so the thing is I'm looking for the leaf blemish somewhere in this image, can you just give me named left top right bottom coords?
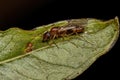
left=25, top=42, right=33, bottom=53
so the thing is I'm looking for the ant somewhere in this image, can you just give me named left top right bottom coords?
left=42, top=24, right=84, bottom=42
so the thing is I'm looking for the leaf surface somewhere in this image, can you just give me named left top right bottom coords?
left=0, top=17, right=119, bottom=80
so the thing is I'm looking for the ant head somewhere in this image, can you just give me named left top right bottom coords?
left=44, top=31, right=50, bottom=36
left=42, top=31, right=51, bottom=42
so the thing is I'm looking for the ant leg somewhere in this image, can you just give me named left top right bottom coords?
left=69, top=40, right=79, bottom=48
left=64, top=33, right=79, bottom=48
left=66, top=32, right=94, bottom=47
left=52, top=40, right=59, bottom=48
left=61, top=33, right=70, bottom=41
left=49, top=35, right=59, bottom=48
left=65, top=37, right=79, bottom=48
left=59, top=33, right=65, bottom=40
left=61, top=35, right=65, bottom=40
left=46, top=40, right=59, bottom=48
left=76, top=34, right=94, bottom=46
left=46, top=40, right=52, bottom=47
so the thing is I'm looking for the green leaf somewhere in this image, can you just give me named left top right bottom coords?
left=0, top=17, right=119, bottom=80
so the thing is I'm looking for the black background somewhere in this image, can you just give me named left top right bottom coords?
left=0, top=0, right=119, bottom=80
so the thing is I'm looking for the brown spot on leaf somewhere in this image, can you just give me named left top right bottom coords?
left=25, top=42, right=33, bottom=53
